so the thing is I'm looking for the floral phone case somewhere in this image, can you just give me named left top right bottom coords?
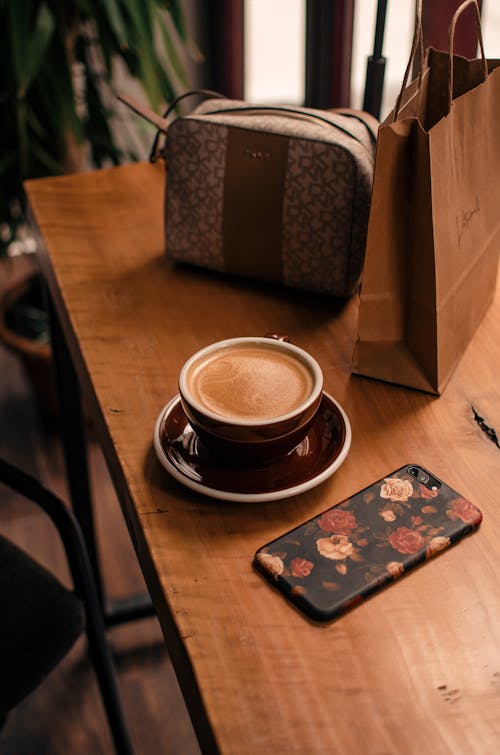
left=254, top=464, right=482, bottom=622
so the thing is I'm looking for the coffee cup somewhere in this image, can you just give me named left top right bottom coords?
left=178, top=336, right=323, bottom=464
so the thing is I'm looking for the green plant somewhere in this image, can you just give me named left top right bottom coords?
left=0, top=0, right=192, bottom=255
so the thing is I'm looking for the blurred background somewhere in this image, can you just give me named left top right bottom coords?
left=1, top=2, right=499, bottom=753
left=246, top=0, right=500, bottom=116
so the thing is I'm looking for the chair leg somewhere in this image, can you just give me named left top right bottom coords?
left=0, top=459, right=135, bottom=755
left=82, top=572, right=135, bottom=755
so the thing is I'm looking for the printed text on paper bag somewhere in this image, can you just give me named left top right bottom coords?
left=456, top=196, right=480, bottom=246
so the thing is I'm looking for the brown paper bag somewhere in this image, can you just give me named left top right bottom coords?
left=353, top=0, right=500, bottom=394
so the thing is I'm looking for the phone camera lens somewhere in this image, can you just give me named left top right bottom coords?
left=408, top=466, right=430, bottom=484
left=408, top=466, right=441, bottom=492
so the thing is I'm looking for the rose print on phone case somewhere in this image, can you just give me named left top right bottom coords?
left=380, top=477, right=413, bottom=501
left=254, top=466, right=482, bottom=621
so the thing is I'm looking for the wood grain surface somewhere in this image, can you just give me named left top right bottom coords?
left=26, top=162, right=500, bottom=755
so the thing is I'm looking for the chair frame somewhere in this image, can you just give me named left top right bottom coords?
left=0, top=457, right=134, bottom=755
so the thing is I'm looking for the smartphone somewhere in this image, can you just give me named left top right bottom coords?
left=254, top=464, right=482, bottom=622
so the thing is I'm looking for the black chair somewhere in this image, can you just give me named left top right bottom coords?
left=0, top=458, right=134, bottom=754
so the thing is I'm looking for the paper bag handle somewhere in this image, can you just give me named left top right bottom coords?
left=448, top=0, right=488, bottom=106
left=393, top=0, right=424, bottom=120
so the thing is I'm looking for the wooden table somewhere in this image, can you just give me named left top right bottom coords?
left=26, top=162, right=500, bottom=755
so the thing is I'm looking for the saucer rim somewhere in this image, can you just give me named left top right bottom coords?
left=153, top=392, right=351, bottom=503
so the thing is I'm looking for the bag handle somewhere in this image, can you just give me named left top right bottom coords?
left=448, top=0, right=488, bottom=107
left=117, top=89, right=226, bottom=161
left=200, top=103, right=376, bottom=151
left=393, top=0, right=424, bottom=121
left=119, top=89, right=377, bottom=160
left=331, top=107, right=379, bottom=146
left=149, top=89, right=226, bottom=161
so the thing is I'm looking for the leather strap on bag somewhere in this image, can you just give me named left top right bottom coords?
left=148, top=89, right=227, bottom=161
left=118, top=90, right=379, bottom=162
left=117, top=89, right=227, bottom=161
left=200, top=103, right=378, bottom=153
left=328, top=107, right=379, bottom=146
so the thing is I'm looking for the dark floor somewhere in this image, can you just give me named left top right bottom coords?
left=0, top=265, right=201, bottom=754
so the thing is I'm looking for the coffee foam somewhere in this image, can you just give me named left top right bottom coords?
left=187, top=345, right=314, bottom=420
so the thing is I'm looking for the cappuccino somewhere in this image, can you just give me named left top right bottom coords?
left=186, top=344, right=314, bottom=421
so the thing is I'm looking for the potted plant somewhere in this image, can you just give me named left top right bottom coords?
left=0, top=0, right=193, bottom=421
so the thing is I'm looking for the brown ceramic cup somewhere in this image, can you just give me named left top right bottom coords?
left=178, top=336, right=323, bottom=464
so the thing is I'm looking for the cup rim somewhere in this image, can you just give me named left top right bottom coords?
left=178, top=336, right=323, bottom=428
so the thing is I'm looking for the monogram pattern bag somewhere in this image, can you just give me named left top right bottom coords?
left=120, top=92, right=378, bottom=298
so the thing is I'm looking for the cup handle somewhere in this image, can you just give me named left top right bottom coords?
left=264, top=333, right=290, bottom=343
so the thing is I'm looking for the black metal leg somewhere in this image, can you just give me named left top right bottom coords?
left=74, top=530, right=136, bottom=755
left=46, top=286, right=154, bottom=625
left=47, top=289, right=105, bottom=604
left=104, top=594, right=156, bottom=628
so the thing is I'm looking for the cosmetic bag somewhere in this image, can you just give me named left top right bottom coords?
left=120, top=91, right=378, bottom=297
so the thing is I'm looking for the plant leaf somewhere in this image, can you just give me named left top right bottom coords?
left=10, top=3, right=55, bottom=96
left=165, top=0, right=188, bottom=43
left=0, top=152, right=16, bottom=175
left=99, top=0, right=131, bottom=49
left=157, top=12, right=190, bottom=89
left=8, top=2, right=28, bottom=93
left=29, top=139, right=65, bottom=173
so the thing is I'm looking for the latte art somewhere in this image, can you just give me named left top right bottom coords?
left=187, top=345, right=314, bottom=420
